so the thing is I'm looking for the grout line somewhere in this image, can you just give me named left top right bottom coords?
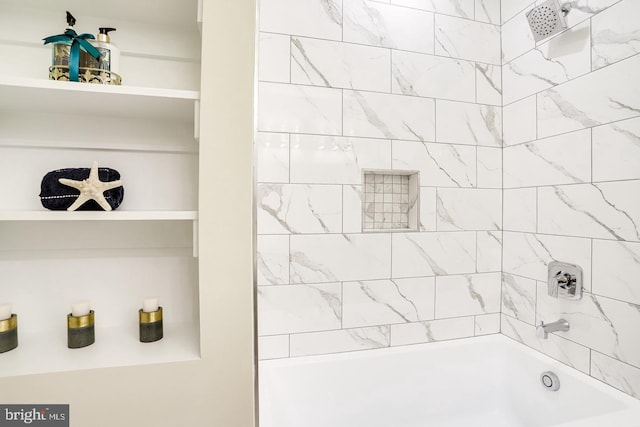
left=501, top=50, right=640, bottom=108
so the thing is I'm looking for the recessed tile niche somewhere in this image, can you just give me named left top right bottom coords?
left=362, top=170, right=419, bottom=232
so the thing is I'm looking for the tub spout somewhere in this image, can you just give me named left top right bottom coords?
left=536, top=319, right=570, bottom=339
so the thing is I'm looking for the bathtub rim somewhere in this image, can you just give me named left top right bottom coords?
left=259, top=333, right=640, bottom=424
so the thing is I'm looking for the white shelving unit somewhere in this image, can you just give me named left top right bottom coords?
left=0, top=76, right=200, bottom=122
left=0, top=210, right=198, bottom=221
left=0, top=0, right=202, bottom=377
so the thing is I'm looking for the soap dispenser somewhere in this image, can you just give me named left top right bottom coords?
left=87, top=27, right=120, bottom=76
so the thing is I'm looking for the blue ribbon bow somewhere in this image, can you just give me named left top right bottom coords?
left=43, top=29, right=102, bottom=82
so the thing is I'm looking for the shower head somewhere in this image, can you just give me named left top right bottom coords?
left=526, top=0, right=572, bottom=43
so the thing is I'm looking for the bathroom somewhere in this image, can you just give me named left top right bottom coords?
left=0, top=0, right=638, bottom=425
left=256, top=0, right=640, bottom=425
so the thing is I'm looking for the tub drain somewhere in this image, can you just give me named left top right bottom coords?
left=540, top=371, right=560, bottom=391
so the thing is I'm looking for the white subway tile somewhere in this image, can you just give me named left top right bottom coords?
left=258, top=82, right=342, bottom=135
left=258, top=283, right=342, bottom=335
left=436, top=188, right=502, bottom=231
left=390, top=316, right=475, bottom=345
left=344, top=0, right=435, bottom=53
left=504, top=188, right=537, bottom=233
left=290, top=326, right=390, bottom=356
left=342, top=277, right=435, bottom=328
left=392, top=232, right=476, bottom=278
left=435, top=272, right=502, bottom=318
left=260, top=0, right=343, bottom=40
left=291, top=36, right=391, bottom=92
left=436, top=100, right=502, bottom=147
left=344, top=91, right=436, bottom=141
left=435, top=15, right=501, bottom=65
left=291, top=234, right=391, bottom=283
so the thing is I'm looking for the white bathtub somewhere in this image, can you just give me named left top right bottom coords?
left=259, top=335, right=640, bottom=427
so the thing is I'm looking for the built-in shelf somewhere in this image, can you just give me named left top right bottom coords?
left=1, top=0, right=198, bottom=27
left=0, top=210, right=198, bottom=222
left=0, top=76, right=200, bottom=122
left=0, top=0, right=202, bottom=378
left=0, top=323, right=200, bottom=378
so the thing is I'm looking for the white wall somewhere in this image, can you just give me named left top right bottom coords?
left=500, top=0, right=640, bottom=400
left=256, top=0, right=504, bottom=359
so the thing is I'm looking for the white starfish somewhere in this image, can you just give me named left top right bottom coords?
left=58, top=161, right=123, bottom=211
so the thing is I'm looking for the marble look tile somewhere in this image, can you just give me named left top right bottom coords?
left=392, top=50, right=475, bottom=102
left=591, top=351, right=640, bottom=399
left=260, top=0, right=343, bottom=40
left=475, top=0, right=501, bottom=25
left=258, top=283, right=342, bottom=335
left=290, top=326, right=390, bottom=356
left=258, top=335, right=290, bottom=360
left=504, top=95, right=536, bottom=146
left=258, top=82, right=342, bottom=135
left=503, top=0, right=620, bottom=63
left=504, top=188, right=537, bottom=232
left=342, top=277, right=435, bottom=328
left=476, top=63, right=502, bottom=106
left=503, top=129, right=592, bottom=188
left=592, top=0, right=640, bottom=70
left=475, top=313, right=501, bottom=335
left=436, top=100, right=502, bottom=147
left=291, top=37, right=391, bottom=92
left=419, top=187, right=437, bottom=231
left=593, top=117, right=640, bottom=182
left=343, top=185, right=363, bottom=233
left=502, top=232, right=592, bottom=289
left=501, top=7, right=534, bottom=64
left=501, top=0, right=534, bottom=24
left=259, top=32, right=290, bottom=83
left=344, top=91, right=435, bottom=141
left=436, top=188, right=502, bottom=231
left=390, top=316, right=475, bottom=345
left=477, top=147, right=502, bottom=189
left=537, top=54, right=640, bottom=139
left=257, top=235, right=289, bottom=286
left=537, top=286, right=640, bottom=369
left=343, top=0, right=435, bottom=53
left=257, top=184, right=343, bottom=234
left=477, top=231, right=502, bottom=272
left=435, top=272, right=502, bottom=318
left=537, top=181, right=640, bottom=241
left=562, top=0, right=623, bottom=32
left=391, top=0, right=474, bottom=18
left=256, top=132, right=289, bottom=183
left=290, top=234, right=391, bottom=283
left=503, top=21, right=591, bottom=104
left=393, top=141, right=476, bottom=188
left=290, top=135, right=391, bottom=184
left=501, top=314, right=590, bottom=374
left=501, top=273, right=537, bottom=325
left=435, top=14, right=501, bottom=65
left=392, top=232, right=476, bottom=278
left=593, top=240, right=640, bottom=305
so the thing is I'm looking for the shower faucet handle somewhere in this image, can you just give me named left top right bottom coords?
left=547, top=261, right=583, bottom=300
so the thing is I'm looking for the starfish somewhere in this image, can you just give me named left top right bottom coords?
left=58, top=161, right=123, bottom=211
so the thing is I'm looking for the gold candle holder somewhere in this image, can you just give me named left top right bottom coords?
left=139, top=307, right=163, bottom=343
left=0, top=314, right=18, bottom=353
left=67, top=310, right=95, bottom=349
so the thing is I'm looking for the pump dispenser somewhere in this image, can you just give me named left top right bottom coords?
left=87, top=27, right=120, bottom=76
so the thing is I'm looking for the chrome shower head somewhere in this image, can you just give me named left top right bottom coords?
left=526, top=0, right=572, bottom=43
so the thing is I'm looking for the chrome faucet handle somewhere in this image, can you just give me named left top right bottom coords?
left=536, top=323, right=548, bottom=339
left=548, top=262, right=583, bottom=300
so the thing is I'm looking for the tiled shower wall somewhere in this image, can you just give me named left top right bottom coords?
left=256, top=0, right=503, bottom=359
left=500, top=0, right=640, bottom=399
